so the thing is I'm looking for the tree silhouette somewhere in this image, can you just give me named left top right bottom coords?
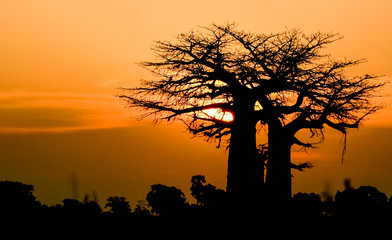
left=291, top=192, right=323, bottom=218
left=335, top=185, right=388, bottom=218
left=105, top=196, right=132, bottom=217
left=190, top=175, right=226, bottom=209
left=146, top=184, right=188, bottom=217
left=118, top=23, right=385, bottom=203
left=133, top=200, right=153, bottom=219
left=0, top=180, right=41, bottom=216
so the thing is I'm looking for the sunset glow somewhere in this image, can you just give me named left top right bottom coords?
left=1, top=0, right=391, bottom=208
left=201, top=108, right=234, bottom=122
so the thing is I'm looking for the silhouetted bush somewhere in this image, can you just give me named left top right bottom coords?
left=132, top=200, right=154, bottom=219
left=190, top=175, right=228, bottom=210
left=3, top=177, right=392, bottom=230
left=0, top=180, right=41, bottom=217
left=290, top=192, right=323, bottom=218
left=146, top=184, right=189, bottom=218
left=335, top=185, right=389, bottom=219
left=105, top=196, right=132, bottom=217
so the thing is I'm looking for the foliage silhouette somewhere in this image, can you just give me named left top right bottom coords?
left=0, top=180, right=41, bottom=216
left=118, top=23, right=386, bottom=202
left=290, top=192, right=323, bottom=218
left=190, top=175, right=227, bottom=209
left=132, top=199, right=153, bottom=219
left=335, top=183, right=389, bottom=219
left=146, top=184, right=188, bottom=218
left=3, top=177, right=392, bottom=233
left=105, top=196, right=132, bottom=217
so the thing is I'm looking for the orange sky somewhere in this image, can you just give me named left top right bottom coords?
left=1, top=0, right=391, bottom=206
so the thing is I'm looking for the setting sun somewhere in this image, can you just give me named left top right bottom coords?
left=201, top=108, right=234, bottom=122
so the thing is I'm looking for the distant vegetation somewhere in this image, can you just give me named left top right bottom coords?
left=1, top=176, right=392, bottom=230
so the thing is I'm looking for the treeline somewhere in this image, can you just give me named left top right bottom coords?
left=2, top=176, right=392, bottom=227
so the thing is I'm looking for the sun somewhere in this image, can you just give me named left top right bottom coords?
left=202, top=108, right=234, bottom=122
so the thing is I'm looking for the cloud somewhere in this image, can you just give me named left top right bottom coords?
left=0, top=90, right=134, bottom=133
left=0, top=107, right=85, bottom=128
left=95, top=79, right=123, bottom=88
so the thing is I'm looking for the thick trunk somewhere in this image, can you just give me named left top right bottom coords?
left=226, top=120, right=263, bottom=204
left=265, top=126, right=292, bottom=202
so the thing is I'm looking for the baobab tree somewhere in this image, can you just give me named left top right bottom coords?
left=118, top=23, right=384, bottom=203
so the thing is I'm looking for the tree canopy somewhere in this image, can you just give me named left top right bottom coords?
left=118, top=23, right=385, bottom=201
left=119, top=23, right=384, bottom=147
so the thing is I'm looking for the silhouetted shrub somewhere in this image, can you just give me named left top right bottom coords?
left=146, top=184, right=189, bottom=217
left=335, top=185, right=388, bottom=219
left=291, top=192, right=323, bottom=218
left=133, top=200, right=154, bottom=219
left=0, top=180, right=41, bottom=216
left=105, top=196, right=132, bottom=217
left=190, top=175, right=227, bottom=210
left=4, top=177, right=392, bottom=230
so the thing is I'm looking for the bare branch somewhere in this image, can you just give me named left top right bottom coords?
left=291, top=162, right=315, bottom=171
left=118, top=23, right=386, bottom=149
left=291, top=136, right=318, bottom=150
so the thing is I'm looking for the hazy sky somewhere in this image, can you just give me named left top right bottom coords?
left=1, top=0, right=391, bottom=206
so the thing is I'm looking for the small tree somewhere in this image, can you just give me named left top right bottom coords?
left=119, top=23, right=385, bottom=203
left=190, top=175, right=226, bottom=209
left=146, top=184, right=188, bottom=217
left=0, top=181, right=41, bottom=215
left=105, top=196, right=132, bottom=217
left=133, top=200, right=153, bottom=218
